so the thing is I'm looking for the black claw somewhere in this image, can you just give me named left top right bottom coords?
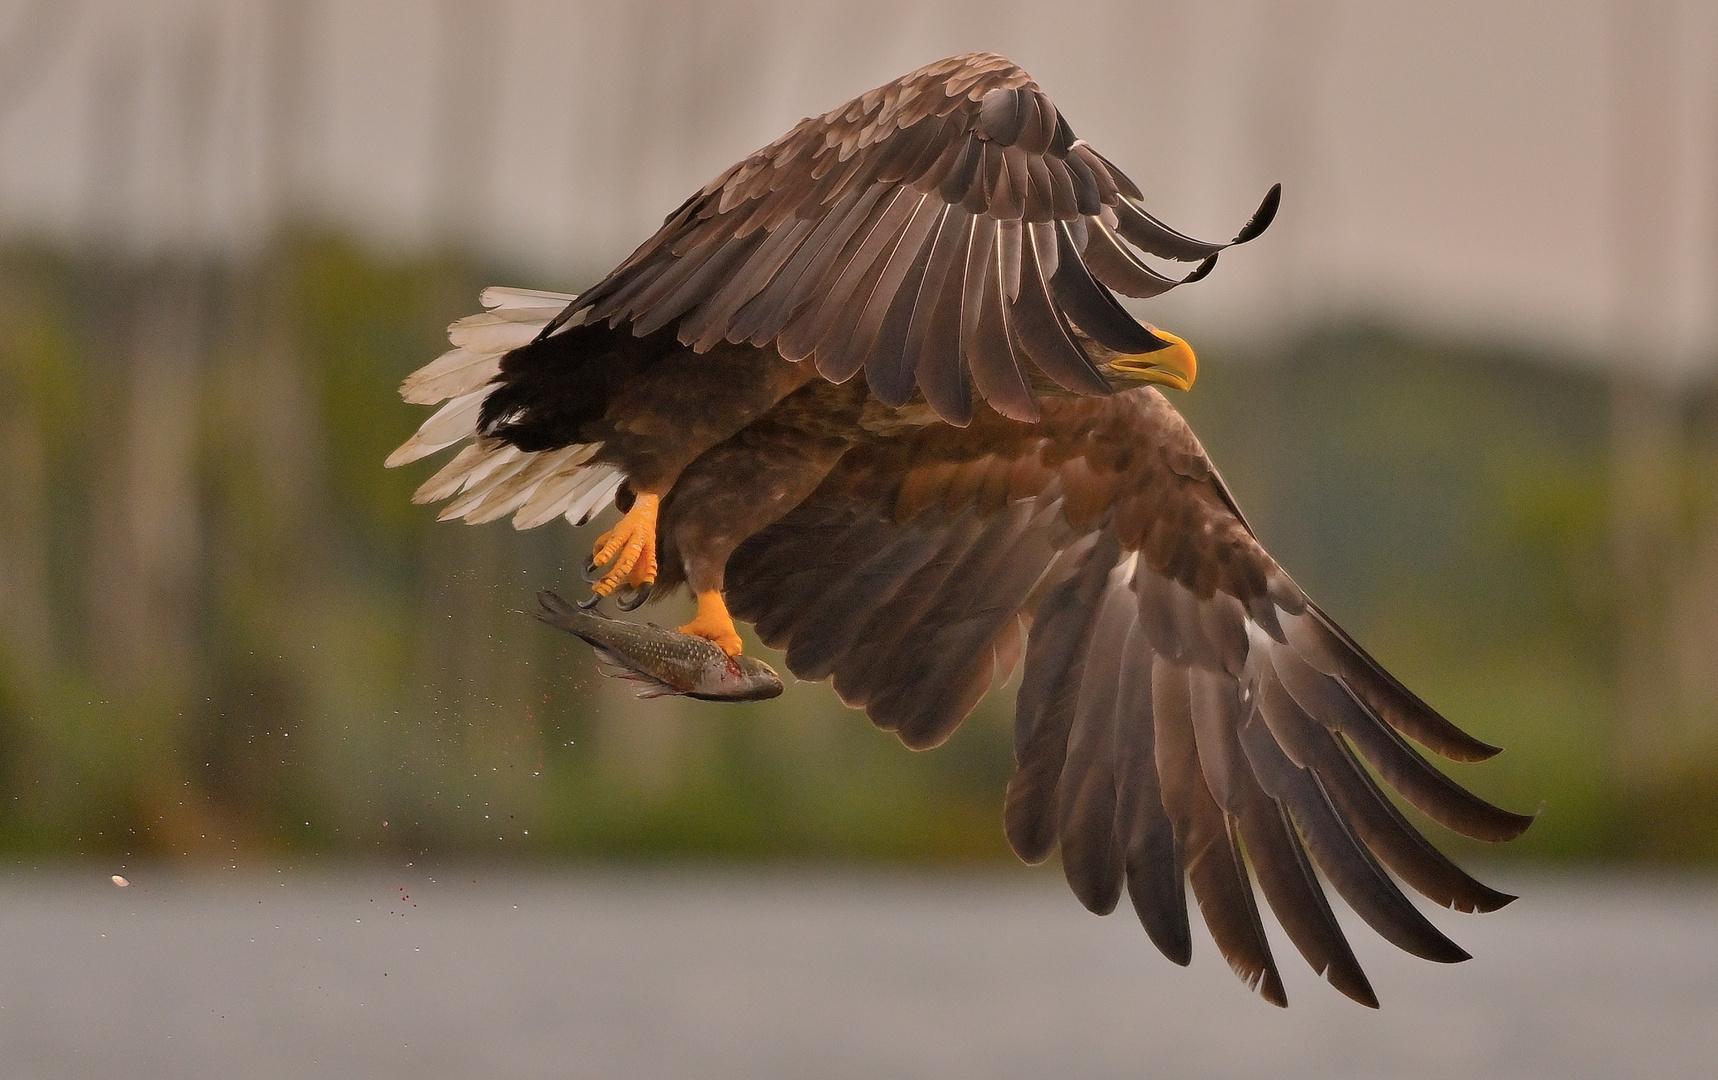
left=577, top=591, right=604, bottom=610
left=616, top=582, right=653, bottom=611
left=581, top=558, right=603, bottom=583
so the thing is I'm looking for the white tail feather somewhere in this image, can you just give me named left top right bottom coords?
left=480, top=285, right=577, bottom=312
left=508, top=453, right=611, bottom=525
left=400, top=347, right=502, bottom=405
left=565, top=472, right=625, bottom=526
left=436, top=448, right=541, bottom=520
left=385, top=388, right=488, bottom=466
left=414, top=440, right=519, bottom=504
left=461, top=445, right=590, bottom=525
left=512, top=450, right=608, bottom=529
left=389, top=286, right=625, bottom=533
left=447, top=311, right=543, bottom=353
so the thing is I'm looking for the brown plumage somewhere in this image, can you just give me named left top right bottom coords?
left=386, top=53, right=1530, bottom=1007
left=540, top=51, right=1276, bottom=426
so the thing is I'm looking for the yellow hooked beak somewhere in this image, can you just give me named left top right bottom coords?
left=1107, top=327, right=1197, bottom=392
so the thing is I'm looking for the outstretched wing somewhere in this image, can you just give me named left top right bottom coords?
left=555, top=52, right=1278, bottom=425
left=724, top=388, right=1531, bottom=1008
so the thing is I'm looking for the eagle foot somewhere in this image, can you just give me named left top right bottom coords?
left=588, top=491, right=660, bottom=599
left=679, top=590, right=743, bottom=657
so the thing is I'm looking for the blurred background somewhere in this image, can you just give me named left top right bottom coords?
left=3, top=0, right=1715, bottom=865
left=2, top=1, right=1717, bottom=1075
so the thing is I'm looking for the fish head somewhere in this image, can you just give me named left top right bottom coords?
left=689, top=652, right=785, bottom=702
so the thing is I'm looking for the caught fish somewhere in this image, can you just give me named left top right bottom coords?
left=533, top=589, right=784, bottom=702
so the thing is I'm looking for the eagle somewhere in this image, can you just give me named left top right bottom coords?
left=386, top=53, right=1531, bottom=1007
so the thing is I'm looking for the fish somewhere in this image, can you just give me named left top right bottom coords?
left=532, top=589, right=784, bottom=702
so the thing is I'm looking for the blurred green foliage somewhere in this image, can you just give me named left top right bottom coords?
left=0, top=235, right=1713, bottom=866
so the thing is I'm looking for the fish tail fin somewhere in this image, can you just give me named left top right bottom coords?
left=532, top=591, right=690, bottom=699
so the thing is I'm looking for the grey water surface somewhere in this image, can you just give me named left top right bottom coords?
left=0, top=867, right=1713, bottom=1079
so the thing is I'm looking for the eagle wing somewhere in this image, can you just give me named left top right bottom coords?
left=723, top=388, right=1531, bottom=1007
left=555, top=53, right=1278, bottom=425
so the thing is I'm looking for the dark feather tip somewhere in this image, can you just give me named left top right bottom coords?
left=1183, top=253, right=1219, bottom=285
left=1234, top=183, right=1282, bottom=244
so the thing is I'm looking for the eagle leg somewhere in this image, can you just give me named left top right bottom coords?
left=589, top=492, right=660, bottom=598
left=679, top=590, right=744, bottom=657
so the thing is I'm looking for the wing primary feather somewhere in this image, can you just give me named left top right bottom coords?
left=1290, top=605, right=1507, bottom=763
left=775, top=184, right=897, bottom=357
left=1082, top=220, right=1189, bottom=299
left=877, top=501, right=1064, bottom=748
left=1238, top=688, right=1471, bottom=964
left=1243, top=789, right=1379, bottom=1007
left=1188, top=670, right=1378, bottom=1006
left=785, top=187, right=915, bottom=370
left=999, top=219, right=1023, bottom=302
left=1112, top=620, right=1192, bottom=965
left=782, top=519, right=946, bottom=679
left=1084, top=144, right=1143, bottom=201
left=632, top=231, right=767, bottom=339
left=836, top=193, right=940, bottom=383
left=1030, top=220, right=1059, bottom=279
left=1267, top=635, right=1532, bottom=841
left=1005, top=534, right=1120, bottom=863
left=1234, top=183, right=1282, bottom=242
left=683, top=216, right=816, bottom=349
left=1255, top=647, right=1514, bottom=911
left=900, top=208, right=972, bottom=380
left=1008, top=226, right=1109, bottom=395
left=913, top=213, right=977, bottom=425
left=1049, top=221, right=1168, bottom=354
left=730, top=184, right=871, bottom=345
left=1056, top=567, right=1134, bottom=914
left=957, top=215, right=994, bottom=356
left=1321, top=731, right=1517, bottom=912
left=864, top=209, right=943, bottom=405
left=1115, top=180, right=1278, bottom=261
left=831, top=511, right=991, bottom=713
left=1111, top=199, right=1230, bottom=262
left=1154, top=658, right=1286, bottom=1006
left=965, top=225, right=1040, bottom=422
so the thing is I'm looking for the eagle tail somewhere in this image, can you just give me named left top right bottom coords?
left=385, top=287, right=627, bottom=531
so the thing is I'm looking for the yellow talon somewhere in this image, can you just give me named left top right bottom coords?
left=679, top=590, right=743, bottom=657
left=590, top=492, right=660, bottom=597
